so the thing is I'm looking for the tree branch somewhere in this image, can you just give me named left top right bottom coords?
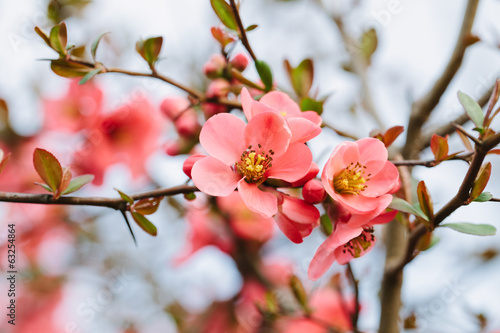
left=402, top=0, right=480, bottom=159
left=0, top=185, right=198, bottom=210
left=229, top=0, right=257, bottom=62
left=346, top=263, right=360, bottom=333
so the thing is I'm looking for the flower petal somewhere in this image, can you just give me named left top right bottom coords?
left=200, top=113, right=246, bottom=165
left=357, top=138, right=388, bottom=175
left=244, top=111, right=291, bottom=157
left=266, top=143, right=313, bottom=182
left=287, top=117, right=322, bottom=143
left=363, top=161, right=399, bottom=197
left=259, top=91, right=301, bottom=116
left=336, top=232, right=376, bottom=265
left=347, top=194, right=393, bottom=228
left=275, top=213, right=304, bottom=243
left=238, top=180, right=278, bottom=218
left=241, top=88, right=255, bottom=120
left=280, top=196, right=320, bottom=225
left=191, top=156, right=240, bottom=196
left=332, top=192, right=380, bottom=214
left=301, top=111, right=323, bottom=126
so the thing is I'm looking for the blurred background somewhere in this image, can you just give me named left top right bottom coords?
left=1, top=0, right=500, bottom=332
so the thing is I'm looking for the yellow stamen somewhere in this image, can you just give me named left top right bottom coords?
left=333, top=162, right=370, bottom=195
left=235, top=145, right=274, bottom=183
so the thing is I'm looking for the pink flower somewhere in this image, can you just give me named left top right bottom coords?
left=241, top=88, right=322, bottom=143
left=43, top=79, right=103, bottom=133
left=308, top=201, right=397, bottom=280
left=191, top=112, right=312, bottom=217
left=275, top=194, right=320, bottom=243
left=217, top=192, right=275, bottom=242
left=321, top=138, right=399, bottom=215
left=160, top=97, right=200, bottom=137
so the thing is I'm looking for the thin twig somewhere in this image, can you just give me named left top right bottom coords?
left=391, top=151, right=474, bottom=167
left=402, top=0, right=480, bottom=159
left=346, top=263, right=360, bottom=333
left=120, top=210, right=137, bottom=245
left=452, top=122, right=482, bottom=145
left=229, top=0, right=257, bottom=61
left=321, top=122, right=359, bottom=141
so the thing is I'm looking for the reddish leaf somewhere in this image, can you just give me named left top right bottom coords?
left=487, top=149, right=500, bottom=155
left=430, top=134, right=449, bottom=161
left=33, top=148, right=63, bottom=194
left=132, top=197, right=163, bottom=215
left=0, top=151, right=11, bottom=175
left=211, top=27, right=235, bottom=47
left=417, top=181, right=434, bottom=221
left=49, top=22, right=67, bottom=56
left=470, top=162, right=492, bottom=201
left=456, top=129, right=473, bottom=152
left=383, top=126, right=404, bottom=147
left=55, top=167, right=72, bottom=199
left=136, top=36, right=163, bottom=67
left=484, top=78, right=500, bottom=128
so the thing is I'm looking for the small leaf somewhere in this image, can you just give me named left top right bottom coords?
left=131, top=212, right=158, bottom=236
left=458, top=91, right=484, bottom=130
left=115, top=188, right=134, bottom=205
left=255, top=60, right=273, bottom=92
left=383, top=126, right=404, bottom=147
left=484, top=78, right=500, bottom=128
left=34, top=26, right=51, bottom=48
left=473, top=191, right=493, bottom=202
left=91, top=32, right=109, bottom=61
left=289, top=275, right=308, bottom=311
left=34, top=182, right=52, bottom=192
left=300, top=97, right=323, bottom=115
left=135, top=36, right=163, bottom=67
left=0, top=152, right=11, bottom=175
left=50, top=59, right=95, bottom=78
left=210, top=0, right=238, bottom=31
left=388, top=197, right=429, bottom=221
left=487, top=149, right=500, bottom=155
left=210, top=27, right=235, bottom=48
left=430, top=134, right=449, bottom=161
left=62, top=174, right=94, bottom=195
left=360, top=28, right=378, bottom=64
left=440, top=223, right=496, bottom=236
left=470, top=162, right=492, bottom=201
left=33, top=148, right=63, bottom=193
left=417, top=181, right=434, bottom=221
left=55, top=167, right=72, bottom=199
left=79, top=68, right=102, bottom=85
left=320, top=214, right=332, bottom=236
left=456, top=129, right=473, bottom=151
left=132, top=197, right=163, bottom=215
left=284, top=58, right=314, bottom=98
left=246, top=24, right=258, bottom=32
left=49, top=22, right=67, bottom=56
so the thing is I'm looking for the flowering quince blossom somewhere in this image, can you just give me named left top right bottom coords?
left=241, top=87, right=322, bottom=143
left=322, top=137, right=399, bottom=215
left=308, top=201, right=398, bottom=281
left=191, top=112, right=313, bottom=218
left=275, top=194, right=320, bottom=243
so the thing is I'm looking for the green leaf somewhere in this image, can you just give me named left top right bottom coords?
left=33, top=148, right=63, bottom=194
left=91, top=32, right=109, bottom=61
left=132, top=197, right=163, bottom=215
left=388, top=197, right=429, bottom=221
left=135, top=36, right=163, bottom=67
left=255, top=60, right=273, bottom=92
left=246, top=24, right=258, bottom=32
left=300, top=97, right=323, bottom=115
left=50, top=59, right=95, bottom=78
left=284, top=58, right=314, bottom=98
left=115, top=188, right=134, bottom=205
left=470, top=162, right=491, bottom=201
left=49, top=22, right=67, bottom=56
left=79, top=68, right=102, bottom=85
left=34, top=26, right=52, bottom=48
left=320, top=214, right=332, bottom=236
left=210, top=0, right=238, bottom=31
left=131, top=212, right=158, bottom=236
left=473, top=191, right=493, bottom=202
left=440, top=223, right=496, bottom=236
left=360, top=28, right=378, bottom=64
left=62, top=174, right=94, bottom=195
left=34, top=182, right=52, bottom=192
left=289, top=275, right=308, bottom=312
left=417, top=181, right=434, bottom=220
left=458, top=91, right=484, bottom=130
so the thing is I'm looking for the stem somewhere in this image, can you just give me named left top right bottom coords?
left=346, top=263, right=360, bottom=333
left=229, top=0, right=257, bottom=61
left=321, top=122, right=359, bottom=141
left=391, top=151, right=474, bottom=167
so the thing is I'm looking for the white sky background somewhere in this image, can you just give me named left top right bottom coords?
left=1, top=0, right=500, bottom=332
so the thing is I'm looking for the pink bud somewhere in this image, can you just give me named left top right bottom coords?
left=202, top=54, right=227, bottom=78
left=183, top=154, right=206, bottom=178
left=302, top=179, right=327, bottom=204
left=230, top=53, right=249, bottom=71
left=201, top=102, right=228, bottom=118
left=206, top=78, right=231, bottom=99
left=175, top=110, right=200, bottom=137
left=164, top=141, right=182, bottom=156
left=290, top=162, right=319, bottom=187
left=160, top=97, right=190, bottom=120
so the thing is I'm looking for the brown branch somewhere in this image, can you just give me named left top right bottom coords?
left=402, top=0, right=480, bottom=159
left=321, top=122, right=359, bottom=141
left=391, top=151, right=474, bottom=167
left=0, top=185, right=198, bottom=210
left=346, top=263, right=360, bottom=333
left=229, top=0, right=257, bottom=62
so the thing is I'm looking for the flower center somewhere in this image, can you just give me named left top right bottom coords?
left=341, top=227, right=374, bottom=258
left=333, top=162, right=370, bottom=195
left=235, top=145, right=274, bottom=183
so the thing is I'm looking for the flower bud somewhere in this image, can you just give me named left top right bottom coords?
left=201, top=102, right=228, bottom=118
left=206, top=78, right=231, bottom=99
left=230, top=53, right=249, bottom=71
left=202, top=54, right=227, bottom=78
left=183, top=154, right=206, bottom=178
left=302, top=179, right=327, bottom=204
left=175, top=110, right=200, bottom=137
left=160, top=97, right=190, bottom=120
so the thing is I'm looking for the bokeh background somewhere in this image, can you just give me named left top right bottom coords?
left=1, top=0, right=500, bottom=332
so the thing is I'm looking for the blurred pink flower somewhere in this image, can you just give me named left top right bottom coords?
left=43, top=79, right=103, bottom=133
left=160, top=96, right=200, bottom=137
left=202, top=54, right=227, bottom=78
left=191, top=112, right=312, bottom=218
left=241, top=87, right=322, bottom=143
left=322, top=138, right=399, bottom=215
left=217, top=191, right=275, bottom=242
left=73, top=96, right=163, bottom=185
